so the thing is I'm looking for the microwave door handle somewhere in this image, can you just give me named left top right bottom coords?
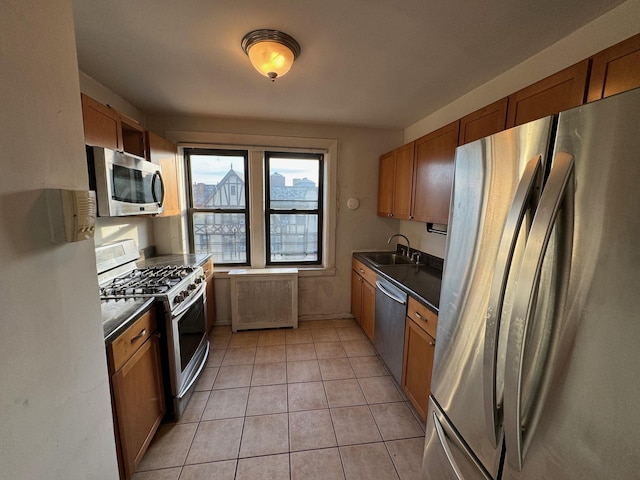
left=152, top=171, right=165, bottom=206
left=504, top=152, right=575, bottom=471
left=483, top=155, right=543, bottom=448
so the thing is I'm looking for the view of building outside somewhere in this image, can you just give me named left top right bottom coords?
left=189, top=152, right=320, bottom=265
left=267, top=156, right=321, bottom=263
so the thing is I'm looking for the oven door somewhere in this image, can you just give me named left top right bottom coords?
left=166, top=282, right=209, bottom=419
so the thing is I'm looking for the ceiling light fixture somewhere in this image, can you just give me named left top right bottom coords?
left=241, top=29, right=301, bottom=82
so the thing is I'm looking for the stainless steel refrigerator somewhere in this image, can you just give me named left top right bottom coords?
left=422, top=87, right=640, bottom=480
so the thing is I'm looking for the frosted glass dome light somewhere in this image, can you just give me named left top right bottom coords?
left=241, top=29, right=301, bottom=81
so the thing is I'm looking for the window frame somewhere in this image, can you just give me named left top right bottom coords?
left=184, top=147, right=251, bottom=266
left=264, top=151, right=324, bottom=266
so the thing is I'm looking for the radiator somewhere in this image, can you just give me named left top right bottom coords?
left=228, top=268, right=299, bottom=332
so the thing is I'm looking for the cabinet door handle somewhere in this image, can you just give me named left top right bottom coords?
left=415, top=311, right=426, bottom=322
left=130, top=328, right=147, bottom=342
left=359, top=269, right=365, bottom=274
left=429, top=340, right=436, bottom=347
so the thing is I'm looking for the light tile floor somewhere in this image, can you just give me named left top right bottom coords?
left=134, top=319, right=425, bottom=480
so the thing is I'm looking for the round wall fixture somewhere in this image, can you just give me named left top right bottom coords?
left=347, top=198, right=360, bottom=210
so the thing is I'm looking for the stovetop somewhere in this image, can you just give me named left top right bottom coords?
left=96, top=240, right=206, bottom=311
left=99, top=265, right=200, bottom=297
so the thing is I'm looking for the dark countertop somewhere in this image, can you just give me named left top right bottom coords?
left=353, top=251, right=442, bottom=313
left=102, top=297, right=155, bottom=344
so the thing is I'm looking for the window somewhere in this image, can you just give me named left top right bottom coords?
left=265, top=152, right=323, bottom=265
left=184, top=145, right=328, bottom=269
left=185, top=148, right=250, bottom=265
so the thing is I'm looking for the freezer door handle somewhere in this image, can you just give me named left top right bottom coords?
left=433, top=411, right=467, bottom=480
left=483, top=154, right=543, bottom=448
left=504, top=151, right=575, bottom=471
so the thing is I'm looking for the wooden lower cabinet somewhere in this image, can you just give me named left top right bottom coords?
left=351, top=258, right=376, bottom=342
left=107, top=308, right=165, bottom=480
left=402, top=316, right=436, bottom=422
left=403, top=297, right=438, bottom=421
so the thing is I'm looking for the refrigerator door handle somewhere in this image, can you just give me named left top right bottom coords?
left=504, top=151, right=575, bottom=471
left=483, top=154, right=543, bottom=448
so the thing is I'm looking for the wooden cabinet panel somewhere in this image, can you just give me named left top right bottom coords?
left=458, top=97, right=508, bottom=145
left=81, top=93, right=122, bottom=151
left=393, top=143, right=415, bottom=220
left=407, top=296, right=438, bottom=339
left=121, top=115, right=146, bottom=158
left=111, top=333, right=165, bottom=479
left=587, top=33, right=640, bottom=102
left=147, top=131, right=180, bottom=216
left=411, top=121, right=459, bottom=225
left=108, top=309, right=156, bottom=372
left=203, top=257, right=216, bottom=332
left=351, top=269, right=363, bottom=326
left=506, top=60, right=589, bottom=128
left=377, top=151, right=395, bottom=217
left=351, top=257, right=376, bottom=341
left=377, top=143, right=414, bottom=220
left=361, top=278, right=376, bottom=342
left=107, top=308, right=164, bottom=480
left=352, top=258, right=377, bottom=286
left=402, top=317, right=436, bottom=422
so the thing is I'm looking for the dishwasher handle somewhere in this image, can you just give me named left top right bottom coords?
left=375, top=280, right=407, bottom=305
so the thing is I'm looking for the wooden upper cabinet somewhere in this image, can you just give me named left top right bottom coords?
left=147, top=131, right=180, bottom=217
left=458, top=97, right=508, bottom=145
left=506, top=60, right=590, bottom=128
left=81, top=93, right=122, bottom=151
left=377, top=143, right=414, bottom=220
left=393, top=143, right=415, bottom=220
left=121, top=115, right=146, bottom=158
left=587, top=33, right=640, bottom=102
left=411, top=120, right=459, bottom=225
left=377, top=151, right=395, bottom=217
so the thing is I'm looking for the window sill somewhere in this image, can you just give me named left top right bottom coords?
left=213, top=266, right=336, bottom=279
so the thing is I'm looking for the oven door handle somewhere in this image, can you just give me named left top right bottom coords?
left=172, top=281, right=207, bottom=318
left=176, top=341, right=210, bottom=399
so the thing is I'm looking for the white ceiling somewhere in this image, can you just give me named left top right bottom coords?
left=72, top=0, right=625, bottom=129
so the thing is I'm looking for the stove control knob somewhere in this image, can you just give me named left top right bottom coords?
left=188, top=284, right=196, bottom=290
left=174, top=295, right=183, bottom=305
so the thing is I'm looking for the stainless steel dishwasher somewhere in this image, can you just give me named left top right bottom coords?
left=374, top=276, right=407, bottom=384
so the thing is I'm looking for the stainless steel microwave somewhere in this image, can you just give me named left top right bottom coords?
left=87, top=147, right=164, bottom=217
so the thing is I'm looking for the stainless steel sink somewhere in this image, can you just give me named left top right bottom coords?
left=364, top=252, right=415, bottom=266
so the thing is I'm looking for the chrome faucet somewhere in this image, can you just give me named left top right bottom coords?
left=387, top=233, right=410, bottom=256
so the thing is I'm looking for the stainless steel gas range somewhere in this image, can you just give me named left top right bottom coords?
left=97, top=239, right=209, bottom=419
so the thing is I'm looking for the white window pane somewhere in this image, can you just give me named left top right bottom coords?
left=269, top=158, right=319, bottom=209
left=193, top=212, right=247, bottom=263
left=269, top=213, right=318, bottom=262
left=191, top=154, right=246, bottom=209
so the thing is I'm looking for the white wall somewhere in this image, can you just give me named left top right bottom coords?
left=401, top=0, right=640, bottom=259
left=0, top=1, right=119, bottom=479
left=146, top=114, right=403, bottom=321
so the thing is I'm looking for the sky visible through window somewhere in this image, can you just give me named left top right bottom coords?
left=191, top=154, right=318, bottom=186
